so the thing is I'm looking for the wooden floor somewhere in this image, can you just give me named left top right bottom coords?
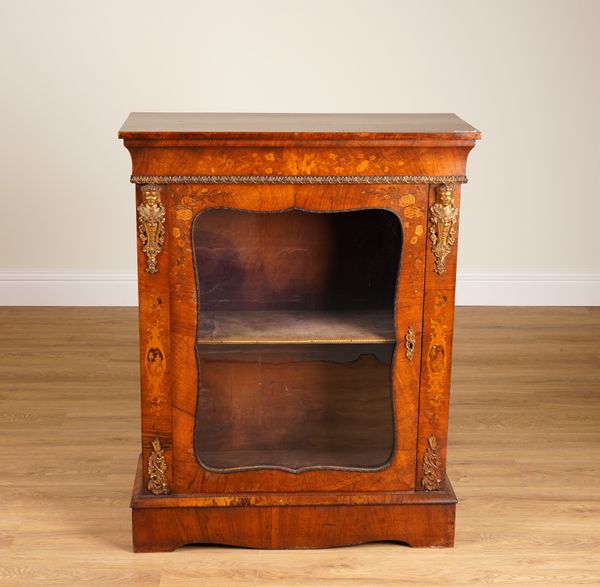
left=1, top=307, right=599, bottom=586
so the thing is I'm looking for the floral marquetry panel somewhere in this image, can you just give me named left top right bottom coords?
left=126, top=146, right=473, bottom=180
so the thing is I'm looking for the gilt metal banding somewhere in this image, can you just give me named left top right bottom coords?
left=131, top=174, right=468, bottom=185
left=422, top=434, right=442, bottom=491
left=147, top=436, right=170, bottom=495
left=137, top=185, right=166, bottom=274
left=429, top=183, right=458, bottom=275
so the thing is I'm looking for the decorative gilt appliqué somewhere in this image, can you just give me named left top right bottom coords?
left=405, top=326, right=416, bottom=361
left=422, top=435, right=442, bottom=491
left=131, top=174, right=469, bottom=185
left=429, top=184, right=458, bottom=275
left=137, top=185, right=166, bottom=274
left=147, top=437, right=170, bottom=495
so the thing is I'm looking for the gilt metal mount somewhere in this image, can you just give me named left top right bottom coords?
left=137, top=185, right=166, bottom=274
left=131, top=174, right=468, bottom=185
left=429, top=184, right=458, bottom=275
left=147, top=436, right=170, bottom=495
left=422, top=434, right=442, bottom=491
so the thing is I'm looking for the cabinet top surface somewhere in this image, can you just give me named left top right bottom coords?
left=119, top=112, right=480, bottom=140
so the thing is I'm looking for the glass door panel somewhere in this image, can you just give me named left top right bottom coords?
left=192, top=208, right=402, bottom=471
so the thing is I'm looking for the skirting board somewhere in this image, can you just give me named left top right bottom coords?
left=0, top=271, right=598, bottom=307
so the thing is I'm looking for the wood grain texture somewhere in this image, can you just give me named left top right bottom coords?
left=194, top=349, right=395, bottom=471
left=1, top=307, right=599, bottom=583
left=119, top=112, right=481, bottom=141
left=196, top=310, right=395, bottom=343
left=193, top=208, right=401, bottom=313
left=125, top=145, right=476, bottom=175
left=132, top=503, right=456, bottom=552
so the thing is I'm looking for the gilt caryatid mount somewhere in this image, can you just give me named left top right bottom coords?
left=429, top=183, right=459, bottom=275
left=137, top=185, right=166, bottom=274
left=121, top=113, right=480, bottom=552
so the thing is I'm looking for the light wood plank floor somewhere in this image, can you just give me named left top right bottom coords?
left=1, top=307, right=599, bottom=586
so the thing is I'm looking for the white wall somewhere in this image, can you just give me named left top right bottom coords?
left=1, top=0, right=598, bottom=305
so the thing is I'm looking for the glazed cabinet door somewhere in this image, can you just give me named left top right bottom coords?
left=138, top=182, right=429, bottom=494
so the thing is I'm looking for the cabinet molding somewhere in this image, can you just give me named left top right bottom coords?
left=131, top=174, right=468, bottom=185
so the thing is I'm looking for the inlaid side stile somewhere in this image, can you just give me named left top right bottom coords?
left=416, top=183, right=462, bottom=491
left=136, top=184, right=173, bottom=494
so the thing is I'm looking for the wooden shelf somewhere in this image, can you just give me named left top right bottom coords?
left=198, top=447, right=393, bottom=472
left=197, top=310, right=395, bottom=345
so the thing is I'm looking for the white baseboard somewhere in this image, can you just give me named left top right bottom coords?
left=455, top=273, right=600, bottom=306
left=0, top=272, right=138, bottom=306
left=0, top=271, right=598, bottom=306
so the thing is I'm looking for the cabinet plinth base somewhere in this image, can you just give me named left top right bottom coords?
left=131, top=458, right=457, bottom=552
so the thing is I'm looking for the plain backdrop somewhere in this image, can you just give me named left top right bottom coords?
left=1, top=0, right=598, bottom=304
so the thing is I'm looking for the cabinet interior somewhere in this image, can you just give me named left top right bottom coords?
left=193, top=208, right=402, bottom=471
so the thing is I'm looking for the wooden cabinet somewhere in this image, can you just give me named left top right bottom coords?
left=119, top=113, right=480, bottom=551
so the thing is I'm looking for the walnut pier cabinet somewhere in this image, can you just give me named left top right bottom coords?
left=119, top=113, right=480, bottom=552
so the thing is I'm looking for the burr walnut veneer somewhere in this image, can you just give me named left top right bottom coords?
left=119, top=113, right=480, bottom=552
